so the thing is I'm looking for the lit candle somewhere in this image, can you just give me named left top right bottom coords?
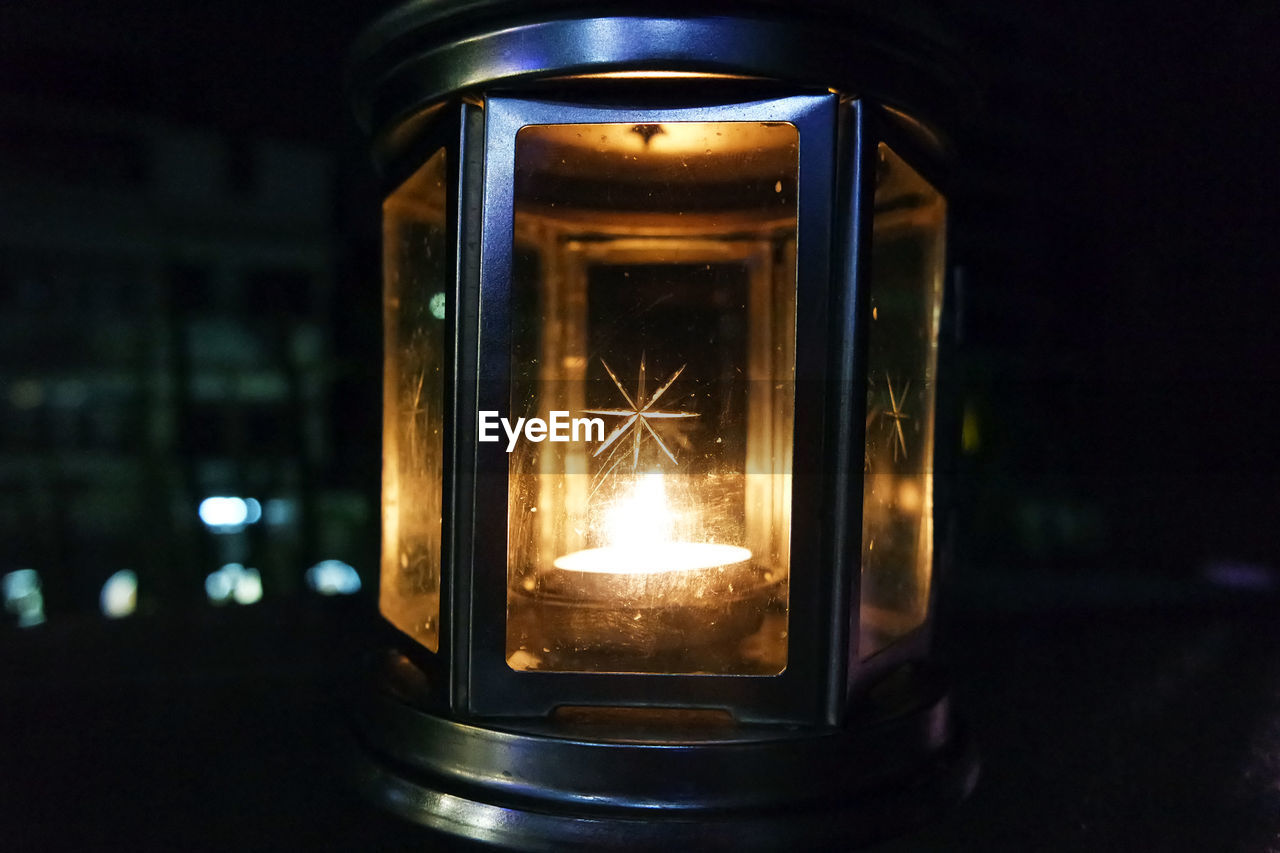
left=550, top=473, right=753, bottom=603
left=554, top=542, right=753, bottom=575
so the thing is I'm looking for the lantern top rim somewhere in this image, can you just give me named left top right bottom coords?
left=347, top=0, right=975, bottom=139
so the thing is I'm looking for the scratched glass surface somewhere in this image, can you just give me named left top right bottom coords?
left=381, top=147, right=447, bottom=651
left=504, top=122, right=798, bottom=674
left=859, top=143, right=946, bottom=658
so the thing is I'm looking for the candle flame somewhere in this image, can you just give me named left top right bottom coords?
left=554, top=473, right=751, bottom=574
left=603, top=472, right=673, bottom=549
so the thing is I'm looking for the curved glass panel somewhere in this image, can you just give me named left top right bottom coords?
left=381, top=148, right=447, bottom=651
left=859, top=142, right=946, bottom=658
left=504, top=121, right=798, bottom=674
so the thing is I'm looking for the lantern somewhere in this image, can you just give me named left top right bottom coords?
left=349, top=1, right=975, bottom=847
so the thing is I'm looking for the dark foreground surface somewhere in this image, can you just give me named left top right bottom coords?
left=2, top=585, right=1278, bottom=852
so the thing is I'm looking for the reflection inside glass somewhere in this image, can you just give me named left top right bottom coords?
left=859, top=143, right=946, bottom=658
left=381, top=147, right=447, bottom=652
left=506, top=121, right=799, bottom=675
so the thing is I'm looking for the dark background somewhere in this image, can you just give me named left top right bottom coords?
left=1, top=0, right=1278, bottom=849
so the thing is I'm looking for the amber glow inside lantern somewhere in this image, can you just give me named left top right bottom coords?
left=381, top=147, right=447, bottom=653
left=504, top=119, right=798, bottom=675
left=860, top=143, right=947, bottom=657
left=352, top=2, right=974, bottom=848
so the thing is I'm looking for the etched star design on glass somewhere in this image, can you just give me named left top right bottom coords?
left=883, top=374, right=911, bottom=462
left=584, top=353, right=699, bottom=487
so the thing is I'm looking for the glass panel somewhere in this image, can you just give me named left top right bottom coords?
left=859, top=143, right=946, bottom=658
left=504, top=121, right=798, bottom=674
left=381, top=148, right=448, bottom=651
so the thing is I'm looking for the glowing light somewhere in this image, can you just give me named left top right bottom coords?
left=556, top=473, right=751, bottom=574
left=429, top=291, right=446, bottom=320
left=205, top=563, right=263, bottom=605
left=525, top=117, right=794, bottom=160
left=2, top=568, right=45, bottom=627
left=100, top=569, right=137, bottom=618
left=233, top=568, right=263, bottom=605
left=897, top=480, right=922, bottom=513
left=555, top=543, right=751, bottom=575
left=603, top=472, right=673, bottom=549
left=198, top=496, right=262, bottom=531
left=199, top=497, right=249, bottom=528
left=2, top=569, right=39, bottom=598
left=205, top=564, right=238, bottom=604
left=305, top=560, right=362, bottom=596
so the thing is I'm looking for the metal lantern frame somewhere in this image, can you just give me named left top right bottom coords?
left=349, top=2, right=974, bottom=848
left=474, top=94, right=835, bottom=721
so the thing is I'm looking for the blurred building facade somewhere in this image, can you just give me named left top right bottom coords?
left=0, top=94, right=370, bottom=619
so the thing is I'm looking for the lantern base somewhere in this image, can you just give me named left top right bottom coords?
left=348, top=651, right=976, bottom=851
